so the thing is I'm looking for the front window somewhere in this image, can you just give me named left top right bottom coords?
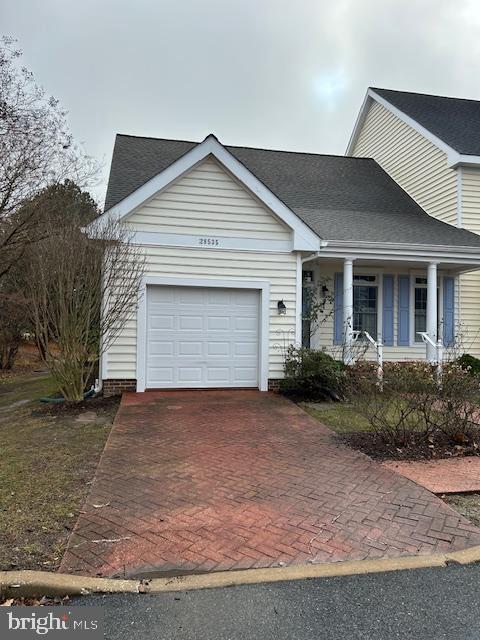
left=353, top=276, right=378, bottom=338
left=414, top=286, right=427, bottom=340
left=413, top=277, right=439, bottom=343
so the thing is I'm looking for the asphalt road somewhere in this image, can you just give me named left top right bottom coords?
left=75, top=564, right=480, bottom=639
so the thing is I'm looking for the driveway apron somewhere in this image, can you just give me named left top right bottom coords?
left=60, top=390, right=480, bottom=577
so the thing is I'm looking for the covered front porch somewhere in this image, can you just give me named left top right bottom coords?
left=301, top=243, right=480, bottom=365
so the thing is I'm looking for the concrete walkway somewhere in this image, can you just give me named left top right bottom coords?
left=384, top=457, right=480, bottom=494
left=60, top=391, right=480, bottom=577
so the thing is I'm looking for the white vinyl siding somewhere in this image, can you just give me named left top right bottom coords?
left=461, top=168, right=480, bottom=233
left=104, top=157, right=298, bottom=383
left=353, top=99, right=480, bottom=358
left=126, top=156, right=291, bottom=241
left=106, top=248, right=296, bottom=380
left=353, top=101, right=458, bottom=226
left=458, top=168, right=480, bottom=357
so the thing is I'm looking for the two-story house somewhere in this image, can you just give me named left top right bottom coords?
left=348, top=88, right=480, bottom=358
left=96, top=130, right=480, bottom=395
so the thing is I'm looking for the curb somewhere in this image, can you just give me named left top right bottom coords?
left=2, top=546, right=480, bottom=599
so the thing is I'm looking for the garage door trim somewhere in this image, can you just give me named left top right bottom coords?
left=136, top=276, right=270, bottom=392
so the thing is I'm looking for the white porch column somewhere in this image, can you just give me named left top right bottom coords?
left=343, top=258, right=354, bottom=363
left=426, top=262, right=438, bottom=362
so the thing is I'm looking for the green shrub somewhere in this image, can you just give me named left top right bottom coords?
left=346, top=362, right=426, bottom=444
left=346, top=361, right=480, bottom=445
left=456, top=353, right=480, bottom=377
left=280, top=346, right=345, bottom=401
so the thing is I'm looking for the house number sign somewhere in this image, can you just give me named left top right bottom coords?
left=198, top=237, right=220, bottom=246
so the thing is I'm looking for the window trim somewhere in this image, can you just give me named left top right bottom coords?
left=352, top=268, right=383, bottom=342
left=409, top=271, right=444, bottom=346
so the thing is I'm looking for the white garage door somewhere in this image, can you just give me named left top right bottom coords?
left=146, top=286, right=260, bottom=388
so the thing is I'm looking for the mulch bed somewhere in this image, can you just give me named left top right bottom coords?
left=31, top=395, right=120, bottom=418
left=341, top=429, right=480, bottom=461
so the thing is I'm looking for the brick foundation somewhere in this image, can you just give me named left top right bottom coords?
left=103, top=379, right=137, bottom=397
left=268, top=378, right=282, bottom=392
left=103, top=378, right=282, bottom=395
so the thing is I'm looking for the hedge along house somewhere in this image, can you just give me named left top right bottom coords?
left=94, top=134, right=480, bottom=396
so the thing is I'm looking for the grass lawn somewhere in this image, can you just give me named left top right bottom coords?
left=0, top=373, right=57, bottom=409
left=443, top=494, right=480, bottom=527
left=0, top=371, right=118, bottom=571
left=302, top=401, right=372, bottom=433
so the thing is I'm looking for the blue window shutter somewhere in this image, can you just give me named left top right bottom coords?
left=443, top=277, right=455, bottom=347
left=334, top=272, right=343, bottom=345
left=397, top=275, right=410, bottom=346
left=382, top=275, right=394, bottom=346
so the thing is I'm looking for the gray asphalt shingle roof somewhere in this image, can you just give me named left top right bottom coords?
left=104, top=134, right=480, bottom=249
left=372, top=88, right=480, bottom=156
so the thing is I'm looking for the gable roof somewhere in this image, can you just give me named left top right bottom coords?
left=103, top=134, right=480, bottom=250
left=372, top=88, right=480, bottom=156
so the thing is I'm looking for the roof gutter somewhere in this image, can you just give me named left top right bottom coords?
left=301, top=240, right=329, bottom=264
left=310, top=239, right=480, bottom=268
left=328, top=240, right=480, bottom=254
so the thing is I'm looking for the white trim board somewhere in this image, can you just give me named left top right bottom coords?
left=92, top=135, right=320, bottom=252
left=295, top=253, right=302, bottom=344
left=314, top=240, right=480, bottom=269
left=346, top=89, right=480, bottom=168
left=135, top=276, right=271, bottom=393
left=129, top=231, right=292, bottom=253
left=456, top=167, right=463, bottom=228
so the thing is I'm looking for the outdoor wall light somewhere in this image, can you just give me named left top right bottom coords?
left=322, top=285, right=329, bottom=295
left=277, top=300, right=287, bottom=315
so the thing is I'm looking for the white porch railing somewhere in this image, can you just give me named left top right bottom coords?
left=352, top=330, right=383, bottom=384
left=418, top=332, right=444, bottom=376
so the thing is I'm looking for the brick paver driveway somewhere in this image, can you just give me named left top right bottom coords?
left=61, top=391, right=480, bottom=577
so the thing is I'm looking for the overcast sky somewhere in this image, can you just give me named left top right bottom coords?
left=3, top=0, right=480, bottom=203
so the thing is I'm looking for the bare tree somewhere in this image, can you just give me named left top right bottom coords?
left=24, top=215, right=145, bottom=402
left=0, top=289, right=28, bottom=369
left=0, top=36, right=96, bottom=278
left=301, top=277, right=335, bottom=347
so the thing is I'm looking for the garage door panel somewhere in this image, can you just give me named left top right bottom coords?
left=177, top=367, right=203, bottom=383
left=178, top=341, right=203, bottom=356
left=234, top=342, right=257, bottom=356
left=207, top=316, right=230, bottom=330
left=207, top=290, right=232, bottom=305
left=234, top=317, right=257, bottom=331
left=148, top=367, right=174, bottom=383
left=149, top=288, right=175, bottom=304
left=234, top=367, right=257, bottom=383
left=233, top=290, right=258, bottom=305
left=149, top=315, right=175, bottom=330
left=148, top=341, right=174, bottom=356
left=179, top=289, right=204, bottom=305
left=206, top=367, right=231, bottom=382
left=207, top=342, right=230, bottom=356
left=179, top=316, right=203, bottom=330
left=146, top=285, right=259, bottom=388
